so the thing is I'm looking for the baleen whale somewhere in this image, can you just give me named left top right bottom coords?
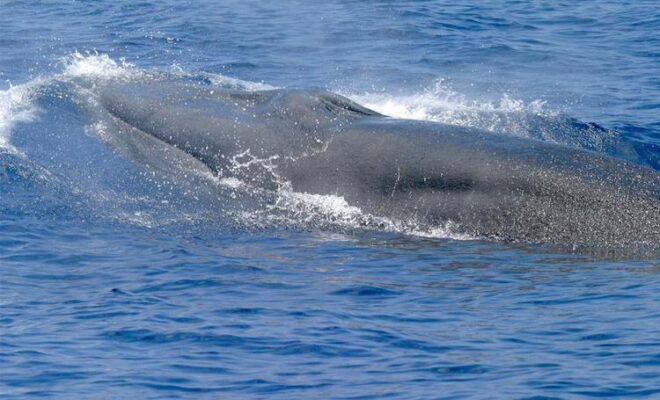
left=95, top=81, right=660, bottom=254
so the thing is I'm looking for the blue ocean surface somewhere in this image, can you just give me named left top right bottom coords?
left=1, top=1, right=660, bottom=398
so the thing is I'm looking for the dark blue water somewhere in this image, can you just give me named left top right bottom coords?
left=1, top=1, right=659, bottom=398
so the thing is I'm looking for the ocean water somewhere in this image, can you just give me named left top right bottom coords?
left=1, top=1, right=659, bottom=398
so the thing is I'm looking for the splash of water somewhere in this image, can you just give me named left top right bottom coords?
left=341, top=79, right=552, bottom=136
left=221, top=147, right=473, bottom=241
left=60, top=52, right=138, bottom=79
left=1, top=52, right=146, bottom=154
left=0, top=83, right=40, bottom=154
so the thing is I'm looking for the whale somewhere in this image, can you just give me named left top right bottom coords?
left=95, top=81, right=660, bottom=255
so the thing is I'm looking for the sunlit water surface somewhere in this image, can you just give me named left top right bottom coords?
left=1, top=1, right=659, bottom=398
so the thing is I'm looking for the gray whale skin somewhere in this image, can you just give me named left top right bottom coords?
left=99, top=82, right=659, bottom=255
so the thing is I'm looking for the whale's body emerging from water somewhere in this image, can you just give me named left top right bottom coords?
left=98, top=82, right=659, bottom=254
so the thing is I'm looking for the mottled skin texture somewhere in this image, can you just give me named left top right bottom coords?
left=98, top=82, right=660, bottom=255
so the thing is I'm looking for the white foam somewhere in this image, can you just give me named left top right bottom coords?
left=0, top=82, right=40, bottom=154
left=219, top=145, right=474, bottom=240
left=274, top=188, right=365, bottom=225
left=408, top=222, right=475, bottom=241
left=218, top=177, right=245, bottom=189
left=61, top=51, right=139, bottom=80
left=270, top=184, right=472, bottom=241
left=341, top=79, right=551, bottom=136
left=1, top=52, right=148, bottom=153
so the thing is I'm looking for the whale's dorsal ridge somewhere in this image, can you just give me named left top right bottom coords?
left=315, top=91, right=382, bottom=117
left=263, top=89, right=382, bottom=120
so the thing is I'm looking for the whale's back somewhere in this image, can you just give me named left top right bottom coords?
left=97, top=82, right=660, bottom=255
